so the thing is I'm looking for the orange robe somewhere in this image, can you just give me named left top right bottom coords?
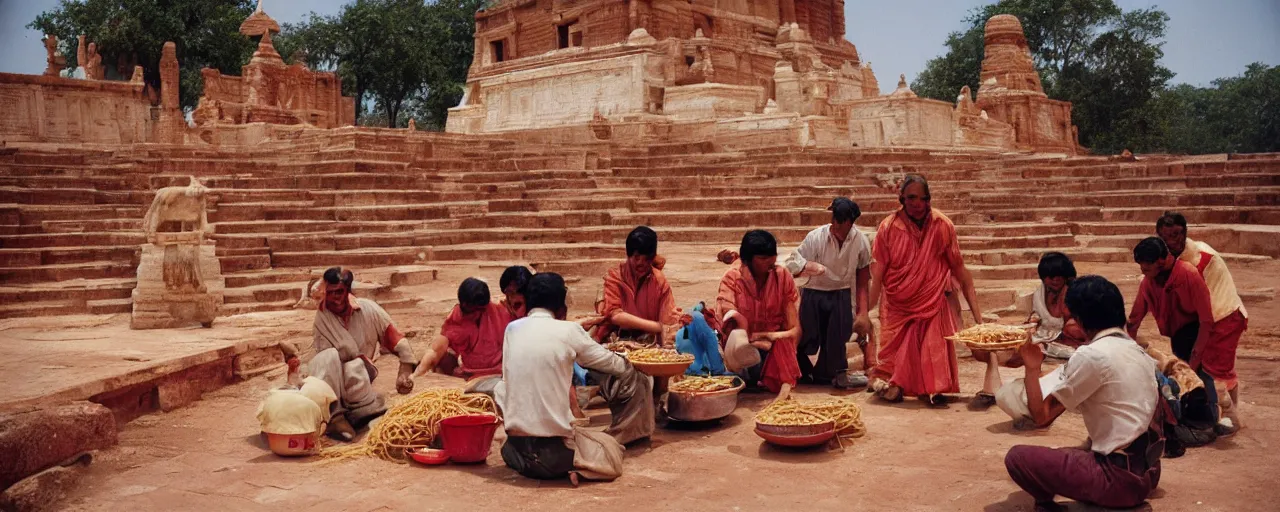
left=715, top=263, right=801, bottom=393
left=597, top=262, right=679, bottom=342
left=871, top=209, right=962, bottom=395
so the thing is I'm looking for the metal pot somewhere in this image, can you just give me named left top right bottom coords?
left=666, top=377, right=745, bottom=422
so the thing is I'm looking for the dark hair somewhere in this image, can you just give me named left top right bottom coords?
left=899, top=173, right=931, bottom=200
left=739, top=229, right=778, bottom=264
left=323, top=267, right=354, bottom=290
left=1036, top=252, right=1077, bottom=280
left=457, top=277, right=491, bottom=307
left=1064, top=275, right=1127, bottom=332
left=525, top=272, right=567, bottom=312
left=1156, top=211, right=1188, bottom=232
left=625, top=226, right=658, bottom=258
left=499, top=265, right=533, bottom=293
left=1133, top=237, right=1169, bottom=264
left=829, top=197, right=862, bottom=224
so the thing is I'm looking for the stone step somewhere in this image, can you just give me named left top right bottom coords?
left=0, top=245, right=139, bottom=267
left=223, top=269, right=314, bottom=289
left=0, top=261, right=135, bottom=284
left=0, top=231, right=145, bottom=249
left=222, top=282, right=307, bottom=305
left=0, top=277, right=136, bottom=303
left=87, top=298, right=132, bottom=315
left=0, top=299, right=84, bottom=319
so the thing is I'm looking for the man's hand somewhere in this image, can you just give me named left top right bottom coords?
left=1019, top=342, right=1045, bottom=371
left=750, top=332, right=775, bottom=351
left=397, top=362, right=415, bottom=395
left=800, top=261, right=828, bottom=278
left=853, top=313, right=872, bottom=338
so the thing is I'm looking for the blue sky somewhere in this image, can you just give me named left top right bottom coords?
left=1, top=0, right=1276, bottom=94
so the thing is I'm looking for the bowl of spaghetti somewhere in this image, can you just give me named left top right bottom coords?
left=667, top=375, right=744, bottom=422
left=947, top=323, right=1032, bottom=352
left=754, top=397, right=867, bottom=446
left=625, top=348, right=694, bottom=377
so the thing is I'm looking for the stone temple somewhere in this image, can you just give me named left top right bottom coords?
left=0, top=2, right=1278, bottom=502
left=447, top=4, right=1078, bottom=154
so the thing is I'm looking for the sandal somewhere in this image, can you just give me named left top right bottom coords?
left=876, top=384, right=904, bottom=403
left=973, top=392, right=997, bottom=409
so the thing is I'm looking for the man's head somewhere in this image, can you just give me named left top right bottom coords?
left=898, top=174, right=932, bottom=222
left=828, top=197, right=861, bottom=241
left=499, top=266, right=533, bottom=316
left=457, top=277, right=491, bottom=318
left=739, top=229, right=778, bottom=277
left=1064, top=275, right=1127, bottom=335
left=624, top=226, right=659, bottom=278
left=1133, top=236, right=1173, bottom=280
left=1156, top=211, right=1189, bottom=257
left=322, top=267, right=355, bottom=315
left=1036, top=252, right=1077, bottom=292
left=525, top=272, right=568, bottom=319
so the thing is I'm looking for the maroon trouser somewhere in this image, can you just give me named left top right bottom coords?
left=1004, top=445, right=1159, bottom=509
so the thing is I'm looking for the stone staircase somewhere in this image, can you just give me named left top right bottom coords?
left=2, top=130, right=1278, bottom=319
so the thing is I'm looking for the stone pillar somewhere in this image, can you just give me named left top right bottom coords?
left=156, top=41, right=184, bottom=144
left=780, top=0, right=797, bottom=24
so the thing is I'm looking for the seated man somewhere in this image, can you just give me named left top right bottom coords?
left=496, top=273, right=654, bottom=484
left=975, top=252, right=1084, bottom=408
left=594, top=226, right=682, bottom=345
left=414, top=278, right=512, bottom=396
left=1126, top=237, right=1218, bottom=420
left=499, top=265, right=533, bottom=318
left=1003, top=276, right=1162, bottom=511
left=310, top=267, right=417, bottom=441
left=716, top=230, right=801, bottom=401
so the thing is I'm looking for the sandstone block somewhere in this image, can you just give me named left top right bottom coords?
left=0, top=461, right=88, bottom=511
left=0, top=402, right=116, bottom=490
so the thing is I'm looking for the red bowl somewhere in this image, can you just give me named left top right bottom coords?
left=439, top=414, right=501, bottom=464
left=408, top=447, right=450, bottom=465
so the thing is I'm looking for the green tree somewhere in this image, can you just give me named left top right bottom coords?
left=1148, top=64, right=1280, bottom=154
left=29, top=0, right=256, bottom=110
left=278, top=0, right=486, bottom=128
left=911, top=0, right=1171, bottom=152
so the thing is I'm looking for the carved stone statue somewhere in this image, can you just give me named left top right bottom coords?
left=43, top=35, right=65, bottom=76
left=132, top=177, right=224, bottom=330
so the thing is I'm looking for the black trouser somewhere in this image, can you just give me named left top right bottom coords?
left=797, top=288, right=853, bottom=382
left=502, top=436, right=575, bottom=480
left=1170, top=322, right=1219, bottom=421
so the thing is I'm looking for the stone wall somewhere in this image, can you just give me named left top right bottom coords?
left=0, top=72, right=156, bottom=144
left=846, top=96, right=956, bottom=148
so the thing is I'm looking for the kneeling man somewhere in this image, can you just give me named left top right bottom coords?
left=497, top=272, right=654, bottom=483
left=1003, top=275, right=1162, bottom=511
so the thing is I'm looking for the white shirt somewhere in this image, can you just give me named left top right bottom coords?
left=1047, top=328, right=1158, bottom=454
left=495, top=308, right=630, bottom=439
left=783, top=224, right=873, bottom=296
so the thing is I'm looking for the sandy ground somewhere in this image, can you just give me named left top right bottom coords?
left=27, top=245, right=1280, bottom=510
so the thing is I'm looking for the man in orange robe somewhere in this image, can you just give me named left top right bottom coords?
left=414, top=277, right=514, bottom=396
left=594, top=226, right=681, bottom=345
left=869, top=174, right=983, bottom=407
left=716, top=230, right=802, bottom=400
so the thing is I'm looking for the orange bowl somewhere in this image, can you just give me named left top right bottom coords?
left=408, top=447, right=450, bottom=465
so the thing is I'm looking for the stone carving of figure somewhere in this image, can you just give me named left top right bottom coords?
left=85, top=42, right=103, bottom=80
left=43, top=35, right=65, bottom=76
left=143, top=176, right=211, bottom=243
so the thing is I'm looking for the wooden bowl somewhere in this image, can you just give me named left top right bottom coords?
left=754, top=427, right=836, bottom=448
left=755, top=419, right=837, bottom=438
left=631, top=359, right=693, bottom=378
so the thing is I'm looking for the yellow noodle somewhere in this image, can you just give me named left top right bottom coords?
left=627, top=348, right=694, bottom=363
left=755, top=397, right=867, bottom=438
left=669, top=375, right=738, bottom=393
left=320, top=388, right=496, bottom=463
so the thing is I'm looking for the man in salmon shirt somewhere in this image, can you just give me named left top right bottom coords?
left=1126, top=236, right=1218, bottom=425
left=868, top=174, right=983, bottom=407
left=717, top=229, right=802, bottom=401
left=414, top=277, right=512, bottom=396
left=594, top=226, right=682, bottom=345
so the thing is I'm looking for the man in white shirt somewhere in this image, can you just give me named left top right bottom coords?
left=496, top=272, right=654, bottom=483
left=1003, top=276, right=1164, bottom=511
left=783, top=197, right=873, bottom=389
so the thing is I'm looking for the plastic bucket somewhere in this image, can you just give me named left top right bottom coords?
left=439, top=414, right=500, bottom=463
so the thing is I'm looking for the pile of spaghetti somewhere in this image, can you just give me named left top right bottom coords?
left=627, top=348, right=694, bottom=363
left=669, top=375, right=738, bottom=393
left=948, top=323, right=1029, bottom=350
left=755, top=397, right=867, bottom=438
left=320, top=388, right=496, bottom=462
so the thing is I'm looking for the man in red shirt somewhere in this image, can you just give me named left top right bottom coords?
left=1126, top=237, right=1217, bottom=416
left=415, top=278, right=513, bottom=396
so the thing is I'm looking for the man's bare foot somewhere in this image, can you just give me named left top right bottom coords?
left=326, top=415, right=356, bottom=442
left=569, top=472, right=581, bottom=487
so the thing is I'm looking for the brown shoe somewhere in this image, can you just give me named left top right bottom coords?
left=326, top=415, right=356, bottom=442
